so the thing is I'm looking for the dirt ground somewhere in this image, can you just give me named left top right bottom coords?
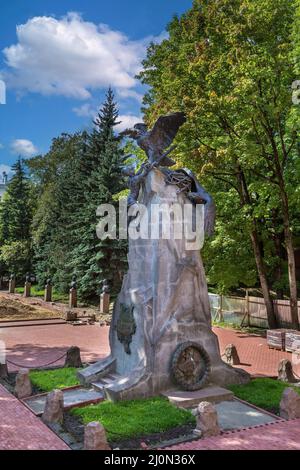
left=0, top=295, right=60, bottom=321
left=0, top=292, right=112, bottom=322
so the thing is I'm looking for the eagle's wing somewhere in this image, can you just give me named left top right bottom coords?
left=148, top=112, right=186, bottom=152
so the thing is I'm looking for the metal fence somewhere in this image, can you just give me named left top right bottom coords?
left=209, top=293, right=300, bottom=329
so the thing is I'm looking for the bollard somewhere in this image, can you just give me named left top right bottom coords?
left=14, top=368, right=32, bottom=398
left=42, top=389, right=64, bottom=424
left=84, top=421, right=110, bottom=450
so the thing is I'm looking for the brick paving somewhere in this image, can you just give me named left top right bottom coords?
left=1, top=321, right=300, bottom=376
left=214, top=326, right=300, bottom=378
left=165, top=418, right=300, bottom=450
left=0, top=323, right=109, bottom=372
left=1, top=322, right=300, bottom=450
left=0, top=384, right=69, bottom=450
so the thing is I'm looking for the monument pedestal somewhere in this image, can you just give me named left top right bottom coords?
left=8, top=279, right=15, bottom=294
left=23, top=281, right=31, bottom=297
left=100, top=292, right=110, bottom=314
left=69, top=287, right=77, bottom=308
left=44, top=284, right=52, bottom=302
left=79, top=169, right=249, bottom=400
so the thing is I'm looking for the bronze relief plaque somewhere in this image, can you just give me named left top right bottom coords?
left=116, top=303, right=136, bottom=354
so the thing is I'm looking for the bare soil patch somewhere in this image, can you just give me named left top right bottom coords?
left=0, top=294, right=59, bottom=321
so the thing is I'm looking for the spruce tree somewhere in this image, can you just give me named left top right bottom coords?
left=69, top=88, right=127, bottom=299
left=31, top=132, right=89, bottom=290
left=4, top=158, right=32, bottom=241
left=0, top=158, right=33, bottom=278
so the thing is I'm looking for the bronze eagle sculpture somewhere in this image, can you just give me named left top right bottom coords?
left=120, top=112, right=186, bottom=167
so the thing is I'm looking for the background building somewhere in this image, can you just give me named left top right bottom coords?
left=0, top=171, right=8, bottom=201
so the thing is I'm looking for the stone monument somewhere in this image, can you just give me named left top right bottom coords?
left=79, top=113, right=249, bottom=400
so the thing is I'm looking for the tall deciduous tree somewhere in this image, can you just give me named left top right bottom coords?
left=138, top=0, right=300, bottom=328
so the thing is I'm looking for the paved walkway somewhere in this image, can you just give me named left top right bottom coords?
left=0, top=384, right=69, bottom=450
left=165, top=418, right=300, bottom=450
left=214, top=326, right=300, bottom=377
left=1, top=323, right=300, bottom=376
left=0, top=323, right=109, bottom=371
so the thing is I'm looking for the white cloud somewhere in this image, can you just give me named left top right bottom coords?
left=0, top=143, right=4, bottom=149
left=72, top=103, right=95, bottom=117
left=10, top=139, right=38, bottom=157
left=115, top=114, right=142, bottom=132
left=2, top=13, right=155, bottom=100
left=116, top=88, right=144, bottom=103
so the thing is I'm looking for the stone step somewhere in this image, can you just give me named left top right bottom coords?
left=22, top=386, right=104, bottom=416
left=91, top=381, right=105, bottom=390
left=91, top=373, right=122, bottom=391
left=162, top=386, right=234, bottom=409
left=101, top=374, right=118, bottom=384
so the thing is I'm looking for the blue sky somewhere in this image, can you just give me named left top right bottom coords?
left=0, top=0, right=192, bottom=173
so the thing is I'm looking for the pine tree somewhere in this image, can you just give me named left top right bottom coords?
left=69, top=88, right=127, bottom=299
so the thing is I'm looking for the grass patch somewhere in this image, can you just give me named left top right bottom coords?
left=29, top=367, right=80, bottom=392
left=212, top=321, right=266, bottom=336
left=71, top=396, right=195, bottom=441
left=229, top=378, right=300, bottom=414
left=15, top=286, right=69, bottom=302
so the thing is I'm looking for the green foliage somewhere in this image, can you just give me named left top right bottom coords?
left=29, top=367, right=80, bottom=392
left=138, top=0, right=300, bottom=298
left=71, top=396, right=195, bottom=441
left=15, top=285, right=68, bottom=302
left=0, top=241, right=31, bottom=279
left=27, top=89, right=127, bottom=299
left=0, top=158, right=35, bottom=279
left=68, top=88, right=127, bottom=299
left=229, top=378, right=300, bottom=414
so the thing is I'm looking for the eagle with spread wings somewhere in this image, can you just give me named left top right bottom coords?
left=120, top=112, right=186, bottom=167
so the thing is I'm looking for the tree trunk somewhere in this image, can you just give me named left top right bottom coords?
left=261, top=133, right=299, bottom=329
left=280, top=190, right=299, bottom=329
left=249, top=226, right=277, bottom=329
left=235, top=162, right=277, bottom=328
left=271, top=225, right=285, bottom=299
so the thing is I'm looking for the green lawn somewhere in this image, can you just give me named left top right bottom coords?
left=212, top=321, right=266, bottom=336
left=29, top=367, right=80, bottom=392
left=229, top=378, right=300, bottom=414
left=71, top=397, right=195, bottom=441
left=15, top=286, right=68, bottom=302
